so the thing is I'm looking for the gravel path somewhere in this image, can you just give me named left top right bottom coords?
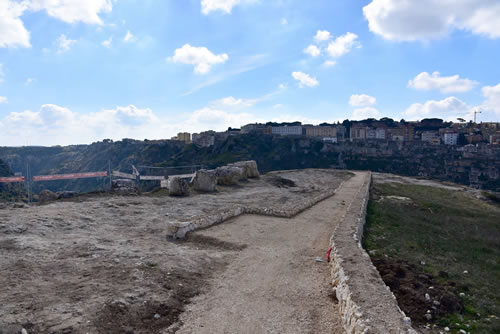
left=174, top=173, right=368, bottom=334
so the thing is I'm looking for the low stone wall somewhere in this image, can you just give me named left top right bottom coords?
left=166, top=179, right=347, bottom=239
left=329, top=172, right=418, bottom=334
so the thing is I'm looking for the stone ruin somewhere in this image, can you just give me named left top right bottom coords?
left=168, top=176, right=190, bottom=196
left=191, top=169, right=217, bottom=192
left=227, top=160, right=260, bottom=179
left=164, top=160, right=260, bottom=196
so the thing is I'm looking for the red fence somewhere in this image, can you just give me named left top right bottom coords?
left=33, top=171, right=108, bottom=182
left=0, top=176, right=25, bottom=183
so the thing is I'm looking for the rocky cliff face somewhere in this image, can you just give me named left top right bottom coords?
left=167, top=135, right=500, bottom=191
left=0, top=158, right=11, bottom=177
left=0, top=139, right=185, bottom=194
left=0, top=159, right=26, bottom=202
left=1, top=135, right=499, bottom=194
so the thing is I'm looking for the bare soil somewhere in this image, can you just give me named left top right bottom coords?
left=373, top=258, right=464, bottom=326
left=0, top=169, right=351, bottom=334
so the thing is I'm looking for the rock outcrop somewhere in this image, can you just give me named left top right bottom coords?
left=168, top=176, right=189, bottom=196
left=191, top=169, right=217, bottom=192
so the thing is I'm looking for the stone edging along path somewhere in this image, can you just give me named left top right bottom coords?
left=166, top=178, right=348, bottom=239
left=166, top=171, right=418, bottom=334
left=329, top=172, right=418, bottom=334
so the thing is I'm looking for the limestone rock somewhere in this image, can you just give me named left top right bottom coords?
left=215, top=166, right=244, bottom=185
left=227, top=160, right=260, bottom=178
left=38, top=189, right=59, bottom=203
left=191, top=169, right=217, bottom=192
left=111, top=179, right=139, bottom=195
left=169, top=176, right=189, bottom=196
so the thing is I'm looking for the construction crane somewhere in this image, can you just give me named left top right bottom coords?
left=474, top=109, right=482, bottom=123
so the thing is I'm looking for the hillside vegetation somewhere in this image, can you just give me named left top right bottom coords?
left=363, top=182, right=500, bottom=333
left=0, top=159, right=26, bottom=202
left=1, top=134, right=499, bottom=195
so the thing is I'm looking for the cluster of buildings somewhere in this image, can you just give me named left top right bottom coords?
left=169, top=119, right=500, bottom=147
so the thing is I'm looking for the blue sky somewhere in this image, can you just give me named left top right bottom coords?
left=0, top=0, right=499, bottom=146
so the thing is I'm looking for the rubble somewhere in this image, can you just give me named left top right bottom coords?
left=111, top=179, right=139, bottom=195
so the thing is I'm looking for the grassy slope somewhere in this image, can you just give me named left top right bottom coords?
left=363, top=182, right=500, bottom=333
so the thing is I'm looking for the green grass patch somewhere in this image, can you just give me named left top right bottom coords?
left=363, top=182, right=500, bottom=333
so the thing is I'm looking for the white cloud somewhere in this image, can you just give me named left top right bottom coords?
left=482, top=82, right=500, bottom=114
left=201, top=0, right=240, bottom=14
left=101, top=36, right=112, bottom=48
left=0, top=104, right=165, bottom=146
left=363, top=0, right=500, bottom=41
left=211, top=96, right=257, bottom=109
left=56, top=34, right=76, bottom=53
left=322, top=60, right=336, bottom=68
left=314, top=30, right=331, bottom=42
left=28, top=0, right=112, bottom=25
left=0, top=0, right=112, bottom=49
left=186, top=107, right=255, bottom=131
left=327, top=32, right=360, bottom=58
left=304, top=44, right=321, bottom=57
left=25, top=77, right=35, bottom=86
left=123, top=30, right=135, bottom=43
left=0, top=64, right=4, bottom=83
left=171, top=44, right=229, bottom=74
left=281, top=18, right=288, bottom=25
left=209, top=84, right=286, bottom=110
left=352, top=107, right=380, bottom=120
left=349, top=94, right=376, bottom=107
left=5, top=110, right=42, bottom=124
left=405, top=96, right=473, bottom=121
left=292, top=71, right=319, bottom=88
left=0, top=96, right=7, bottom=103
left=0, top=0, right=31, bottom=48
left=408, top=72, right=478, bottom=93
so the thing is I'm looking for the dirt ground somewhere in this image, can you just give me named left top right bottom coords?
left=372, top=258, right=463, bottom=326
left=0, top=169, right=351, bottom=334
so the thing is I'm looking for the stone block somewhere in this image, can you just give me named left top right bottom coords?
left=215, top=166, right=244, bottom=185
left=227, top=160, right=260, bottom=178
left=169, top=176, right=189, bottom=196
left=191, top=169, right=217, bottom=192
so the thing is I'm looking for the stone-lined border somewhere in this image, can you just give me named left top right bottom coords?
left=329, top=172, right=418, bottom=334
left=166, top=179, right=348, bottom=239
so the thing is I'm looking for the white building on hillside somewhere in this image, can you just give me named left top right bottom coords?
left=444, top=132, right=459, bottom=145
left=272, top=126, right=304, bottom=136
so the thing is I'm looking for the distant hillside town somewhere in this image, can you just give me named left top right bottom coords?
left=171, top=118, right=500, bottom=148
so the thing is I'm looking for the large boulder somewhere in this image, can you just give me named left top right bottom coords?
left=191, top=169, right=217, bottom=192
left=111, top=179, right=139, bottom=195
left=227, top=160, right=260, bottom=179
left=168, top=176, right=189, bottom=196
left=215, top=166, right=245, bottom=185
left=38, top=189, right=58, bottom=203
